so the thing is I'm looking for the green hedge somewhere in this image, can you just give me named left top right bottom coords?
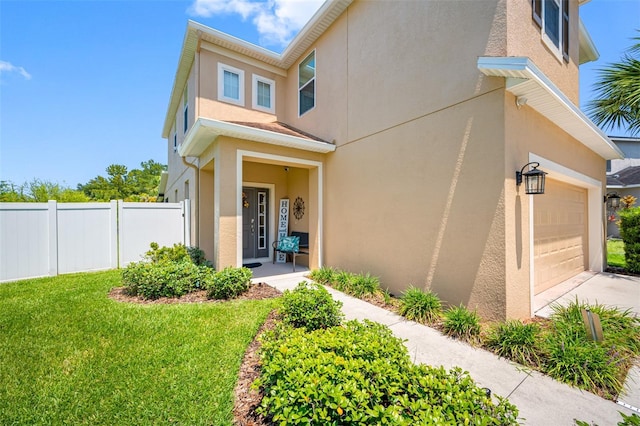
left=620, top=207, right=640, bottom=273
left=255, top=320, right=519, bottom=425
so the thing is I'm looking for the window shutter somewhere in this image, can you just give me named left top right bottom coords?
left=562, top=0, right=570, bottom=61
left=532, top=0, right=542, bottom=27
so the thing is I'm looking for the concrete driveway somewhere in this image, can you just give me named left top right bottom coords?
left=534, top=271, right=640, bottom=318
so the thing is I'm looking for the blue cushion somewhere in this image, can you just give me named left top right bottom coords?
left=277, top=236, right=300, bottom=253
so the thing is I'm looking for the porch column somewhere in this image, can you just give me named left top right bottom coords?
left=213, top=141, right=240, bottom=269
left=308, top=167, right=320, bottom=270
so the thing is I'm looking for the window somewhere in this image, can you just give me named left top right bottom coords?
left=298, top=51, right=315, bottom=116
left=184, top=180, right=189, bottom=201
left=173, top=132, right=177, bottom=153
left=217, top=63, right=245, bottom=106
left=183, top=85, right=188, bottom=134
left=252, top=74, right=275, bottom=113
left=532, top=0, right=569, bottom=62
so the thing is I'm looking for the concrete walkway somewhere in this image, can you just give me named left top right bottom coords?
left=255, top=271, right=639, bottom=426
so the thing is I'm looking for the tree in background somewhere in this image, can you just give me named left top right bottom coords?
left=1, top=159, right=166, bottom=202
left=586, top=32, right=640, bottom=135
left=0, top=179, right=89, bottom=202
left=78, top=160, right=167, bottom=202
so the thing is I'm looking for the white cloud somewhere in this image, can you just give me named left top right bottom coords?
left=0, top=61, right=32, bottom=80
left=188, top=0, right=325, bottom=48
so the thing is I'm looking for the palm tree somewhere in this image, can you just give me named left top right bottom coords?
left=586, top=33, right=640, bottom=135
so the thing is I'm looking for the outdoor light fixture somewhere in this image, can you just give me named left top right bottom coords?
left=516, top=162, right=547, bottom=195
left=605, top=192, right=621, bottom=210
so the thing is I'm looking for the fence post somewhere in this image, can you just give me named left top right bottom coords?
left=47, top=200, right=58, bottom=277
left=110, top=200, right=119, bottom=269
left=183, top=200, right=191, bottom=247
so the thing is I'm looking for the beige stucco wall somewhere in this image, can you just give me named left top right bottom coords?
left=198, top=46, right=286, bottom=123
left=506, top=0, right=580, bottom=103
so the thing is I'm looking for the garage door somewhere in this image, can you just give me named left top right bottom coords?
left=534, top=178, right=588, bottom=294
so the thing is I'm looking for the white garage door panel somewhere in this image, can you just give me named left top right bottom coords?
left=534, top=179, right=588, bottom=294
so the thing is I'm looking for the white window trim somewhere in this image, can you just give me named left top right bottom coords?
left=218, top=63, right=245, bottom=106
left=298, top=50, right=316, bottom=117
left=539, top=0, right=565, bottom=63
left=183, top=85, right=189, bottom=134
left=173, top=132, right=177, bottom=153
left=252, top=74, right=276, bottom=114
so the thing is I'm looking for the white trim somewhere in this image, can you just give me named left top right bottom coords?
left=217, top=62, right=245, bottom=106
left=200, top=41, right=287, bottom=77
left=528, top=153, right=604, bottom=316
left=237, top=150, right=324, bottom=268
left=252, top=74, right=276, bottom=114
left=242, top=181, right=276, bottom=261
left=298, top=50, right=316, bottom=117
left=540, top=0, right=564, bottom=63
left=478, top=57, right=624, bottom=160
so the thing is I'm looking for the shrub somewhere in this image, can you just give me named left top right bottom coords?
left=619, top=207, right=640, bottom=273
left=308, top=266, right=336, bottom=285
left=348, top=272, right=380, bottom=297
left=333, top=270, right=354, bottom=293
left=541, top=300, right=640, bottom=398
left=255, top=320, right=519, bottom=425
left=205, top=266, right=252, bottom=300
left=279, top=282, right=343, bottom=331
left=186, top=246, right=213, bottom=268
left=485, top=320, right=541, bottom=366
left=122, top=260, right=206, bottom=299
left=144, top=242, right=190, bottom=263
left=442, top=305, right=481, bottom=342
left=398, top=286, right=442, bottom=324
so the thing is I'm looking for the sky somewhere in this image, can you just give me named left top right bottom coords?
left=0, top=0, right=638, bottom=188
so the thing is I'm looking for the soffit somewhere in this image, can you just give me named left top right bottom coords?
left=178, top=118, right=336, bottom=157
left=477, top=56, right=623, bottom=160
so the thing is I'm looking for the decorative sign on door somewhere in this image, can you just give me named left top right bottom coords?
left=277, top=199, right=289, bottom=263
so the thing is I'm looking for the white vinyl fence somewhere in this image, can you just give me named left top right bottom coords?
left=0, top=200, right=190, bottom=283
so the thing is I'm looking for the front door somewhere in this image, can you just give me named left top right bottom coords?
left=242, top=187, right=269, bottom=259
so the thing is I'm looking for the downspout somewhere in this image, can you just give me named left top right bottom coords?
left=182, top=156, right=199, bottom=247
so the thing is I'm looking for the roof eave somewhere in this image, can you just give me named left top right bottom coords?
left=477, top=56, right=624, bottom=160
left=178, top=118, right=336, bottom=157
left=578, top=18, right=599, bottom=65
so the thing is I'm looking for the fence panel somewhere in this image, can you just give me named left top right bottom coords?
left=118, top=202, right=185, bottom=267
left=0, top=203, right=50, bottom=282
left=57, top=202, right=118, bottom=274
left=0, top=201, right=187, bottom=283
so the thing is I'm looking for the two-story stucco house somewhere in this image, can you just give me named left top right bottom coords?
left=161, top=0, right=623, bottom=320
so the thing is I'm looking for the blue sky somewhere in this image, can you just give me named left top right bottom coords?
left=0, top=0, right=638, bottom=188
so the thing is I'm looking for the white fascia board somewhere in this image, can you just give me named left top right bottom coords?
left=578, top=18, right=599, bottom=64
left=607, top=184, right=640, bottom=189
left=179, top=118, right=336, bottom=157
left=478, top=56, right=624, bottom=160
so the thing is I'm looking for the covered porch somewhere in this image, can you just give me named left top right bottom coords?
left=178, top=118, right=335, bottom=272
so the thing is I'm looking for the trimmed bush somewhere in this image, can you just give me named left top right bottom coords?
left=122, top=260, right=207, bottom=299
left=442, top=305, right=481, bottom=342
left=186, top=246, right=213, bottom=268
left=255, top=320, right=519, bottom=425
left=205, top=266, right=252, bottom=300
left=619, top=207, right=640, bottom=273
left=485, top=320, right=541, bottom=366
left=399, top=286, right=442, bottom=324
left=144, top=242, right=190, bottom=263
left=280, top=281, right=343, bottom=331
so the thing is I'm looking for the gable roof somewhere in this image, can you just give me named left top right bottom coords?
left=607, top=166, right=640, bottom=188
left=161, top=0, right=353, bottom=138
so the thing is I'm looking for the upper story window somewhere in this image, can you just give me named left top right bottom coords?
left=218, top=63, right=245, bottom=106
left=298, top=51, right=315, bottom=116
left=173, top=132, right=177, bottom=152
left=532, top=0, right=569, bottom=62
left=252, top=74, right=275, bottom=113
left=183, top=86, right=188, bottom=134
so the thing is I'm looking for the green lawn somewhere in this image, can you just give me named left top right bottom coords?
left=607, top=238, right=626, bottom=268
left=0, top=270, right=276, bottom=425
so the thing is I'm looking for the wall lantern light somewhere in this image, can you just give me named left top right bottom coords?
left=604, top=192, right=621, bottom=210
left=516, top=162, right=547, bottom=195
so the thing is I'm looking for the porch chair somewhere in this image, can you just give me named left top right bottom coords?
left=273, top=231, right=309, bottom=272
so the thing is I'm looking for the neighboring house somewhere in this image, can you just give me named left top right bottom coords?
left=161, top=0, right=622, bottom=320
left=607, top=137, right=640, bottom=238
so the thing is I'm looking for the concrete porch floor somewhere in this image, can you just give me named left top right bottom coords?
left=246, top=260, right=309, bottom=281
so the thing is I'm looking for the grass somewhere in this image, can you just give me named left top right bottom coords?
left=607, top=238, right=626, bottom=268
left=0, top=270, right=276, bottom=425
